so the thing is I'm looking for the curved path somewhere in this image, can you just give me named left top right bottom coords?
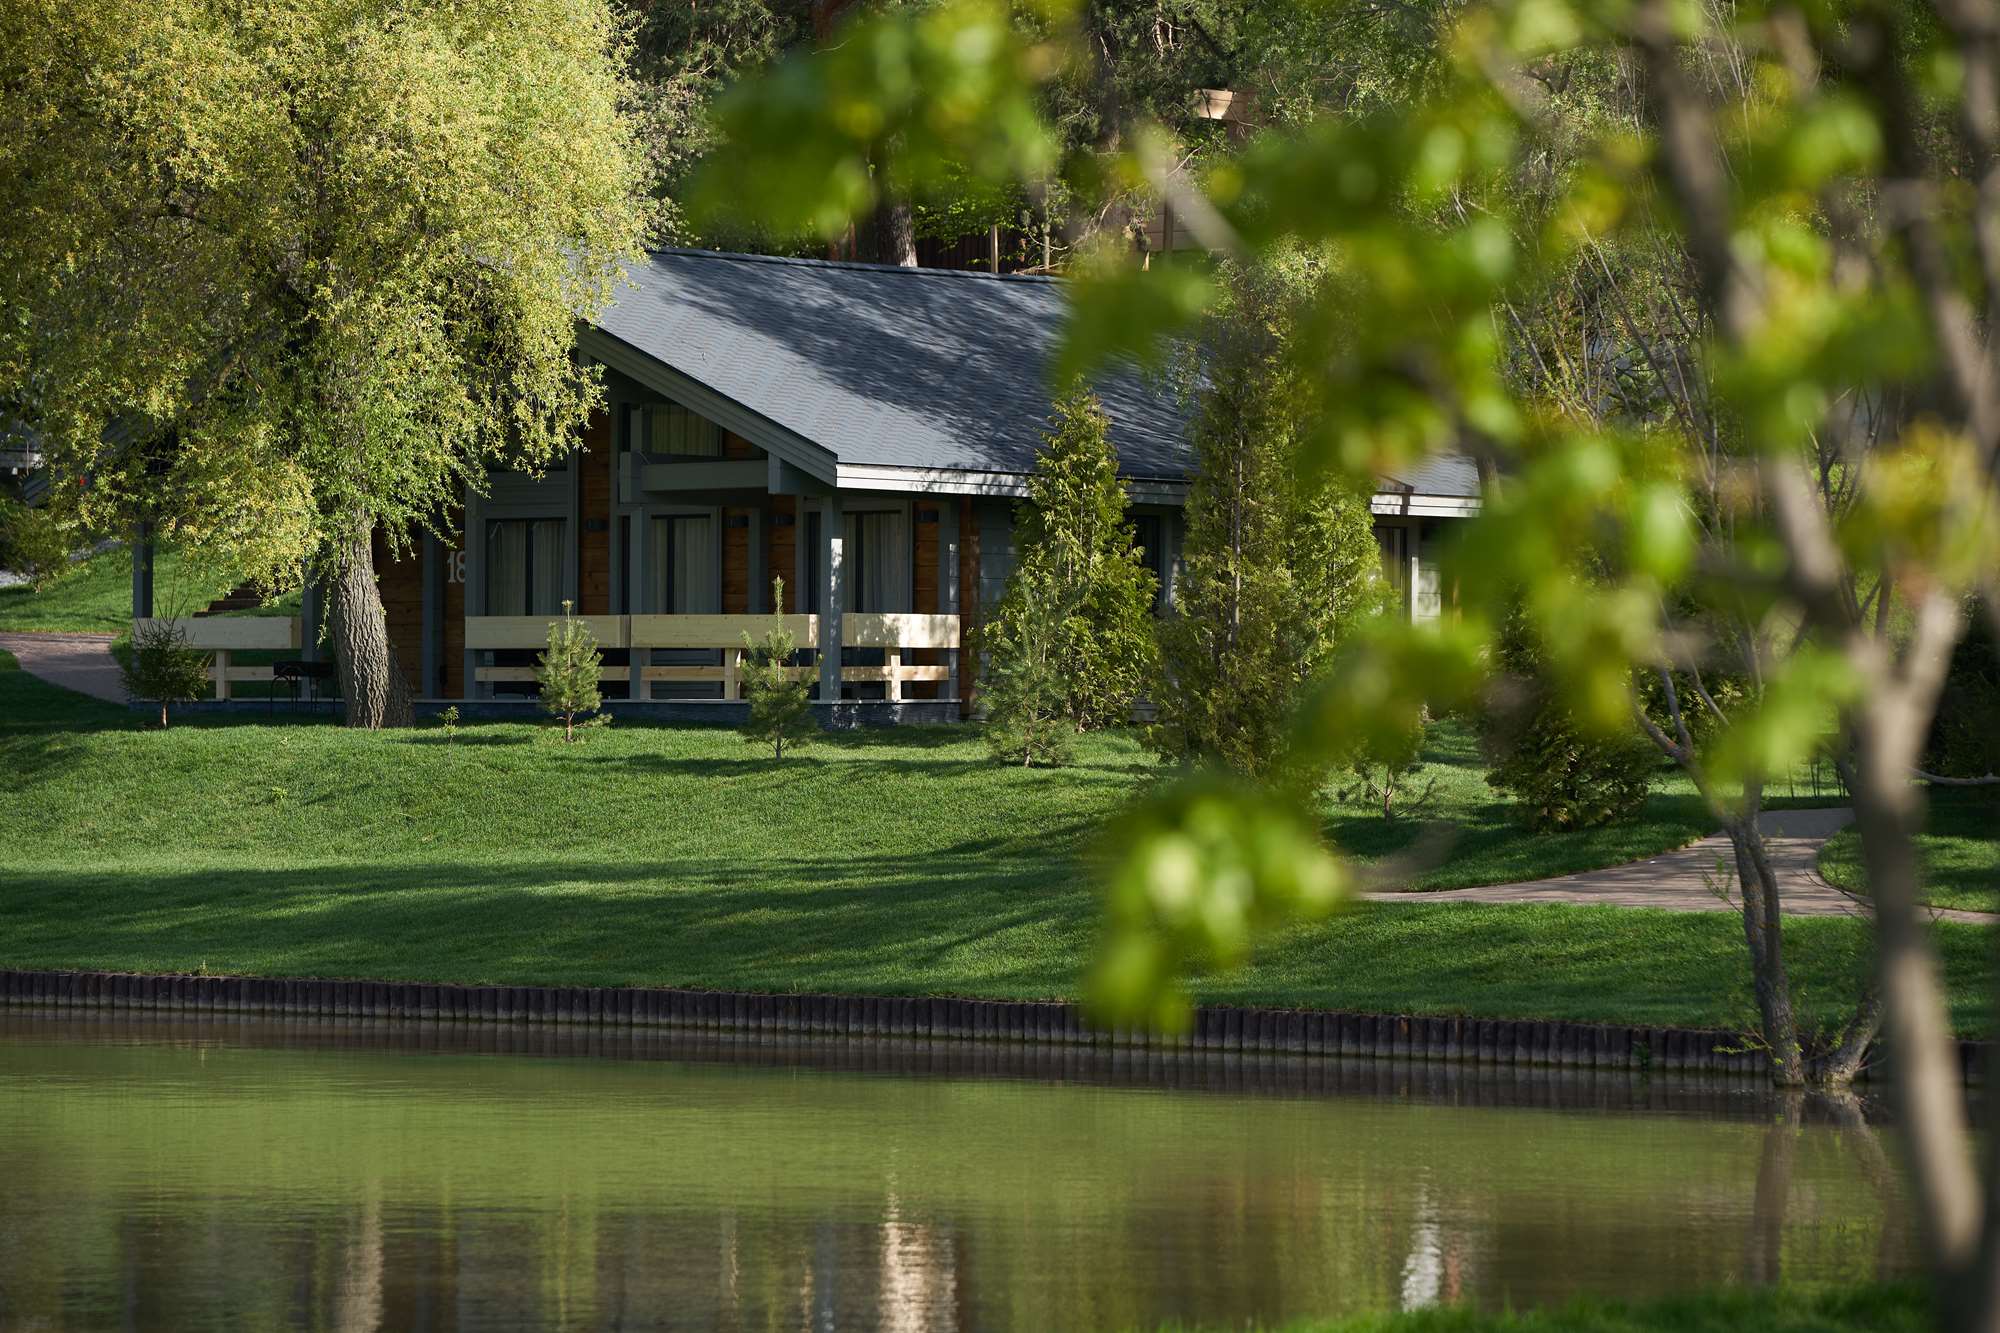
left=1367, top=806, right=1993, bottom=924
left=0, top=631, right=124, bottom=704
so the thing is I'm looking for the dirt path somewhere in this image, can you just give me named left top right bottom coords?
left=1366, top=806, right=1993, bottom=924
left=0, top=631, right=124, bottom=704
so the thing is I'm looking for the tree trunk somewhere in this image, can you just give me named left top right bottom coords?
left=327, top=521, right=414, bottom=730
left=1725, top=807, right=1806, bottom=1087
left=868, top=195, right=917, bottom=267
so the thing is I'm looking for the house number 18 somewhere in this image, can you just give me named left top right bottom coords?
left=446, top=550, right=466, bottom=584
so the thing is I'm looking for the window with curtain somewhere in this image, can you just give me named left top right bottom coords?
left=1133, top=514, right=1166, bottom=612
left=486, top=519, right=565, bottom=616
left=1375, top=525, right=1409, bottom=607
left=649, top=514, right=718, bottom=612
left=844, top=511, right=910, bottom=613
left=647, top=403, right=722, bottom=458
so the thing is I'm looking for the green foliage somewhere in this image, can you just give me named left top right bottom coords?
left=119, top=617, right=212, bottom=729
left=740, top=577, right=815, bottom=760
left=1212, top=1283, right=1929, bottom=1333
left=535, top=601, right=604, bottom=743
left=1925, top=605, right=2000, bottom=780
left=983, top=385, right=1157, bottom=732
left=0, top=0, right=646, bottom=589
left=981, top=567, right=1078, bottom=768
left=434, top=704, right=460, bottom=744
left=1149, top=258, right=1388, bottom=778
left=0, top=499, right=73, bottom=592
left=1483, top=609, right=1656, bottom=833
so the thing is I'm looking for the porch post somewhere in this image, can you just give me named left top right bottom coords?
left=299, top=576, right=321, bottom=662
left=131, top=521, right=154, bottom=620
left=461, top=488, right=483, bottom=699
left=747, top=509, right=767, bottom=614
left=816, top=492, right=844, bottom=704
left=938, top=497, right=959, bottom=701
left=629, top=508, right=649, bottom=700
left=420, top=535, right=440, bottom=697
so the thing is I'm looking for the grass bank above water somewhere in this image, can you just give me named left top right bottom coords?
left=4, top=661, right=1990, bottom=1034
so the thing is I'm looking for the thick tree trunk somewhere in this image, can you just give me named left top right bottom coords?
left=866, top=195, right=917, bottom=267
left=327, top=521, right=414, bottom=730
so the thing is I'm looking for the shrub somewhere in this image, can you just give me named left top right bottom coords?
left=740, top=577, right=815, bottom=759
left=1338, top=711, right=1440, bottom=822
left=535, top=600, right=603, bottom=742
left=1482, top=610, right=1656, bottom=831
left=120, top=618, right=212, bottom=728
left=982, top=568, right=1078, bottom=768
left=1925, top=604, right=2000, bottom=779
left=0, top=499, right=73, bottom=591
left=981, top=385, right=1157, bottom=730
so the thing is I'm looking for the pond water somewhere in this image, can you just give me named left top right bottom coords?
left=0, top=1013, right=1911, bottom=1330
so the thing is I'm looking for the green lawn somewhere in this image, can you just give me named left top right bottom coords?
left=1819, top=787, right=2000, bottom=913
left=3, top=660, right=1989, bottom=1034
left=0, top=542, right=295, bottom=633
left=1198, top=1284, right=1925, bottom=1333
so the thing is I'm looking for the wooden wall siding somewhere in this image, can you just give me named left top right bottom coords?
left=442, top=513, right=465, bottom=698
left=722, top=508, right=752, bottom=613
left=909, top=507, right=942, bottom=700
left=959, top=503, right=979, bottom=710
left=724, top=430, right=757, bottom=460
left=578, top=412, right=614, bottom=616
left=770, top=496, right=798, bottom=612
left=374, top=528, right=426, bottom=694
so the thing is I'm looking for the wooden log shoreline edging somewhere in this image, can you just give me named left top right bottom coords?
left=0, top=968, right=1982, bottom=1083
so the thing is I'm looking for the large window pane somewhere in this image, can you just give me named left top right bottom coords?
left=844, top=511, right=909, bottom=613
left=648, top=403, right=722, bottom=458
left=649, top=514, right=718, bottom=613
left=486, top=519, right=565, bottom=616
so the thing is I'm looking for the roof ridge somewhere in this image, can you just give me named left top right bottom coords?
left=646, top=246, right=1064, bottom=285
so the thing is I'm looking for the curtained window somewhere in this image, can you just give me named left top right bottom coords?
left=1375, top=525, right=1408, bottom=611
left=486, top=519, right=565, bottom=616
left=649, top=514, right=718, bottom=613
left=647, top=403, right=722, bottom=458
left=844, top=511, right=910, bottom=613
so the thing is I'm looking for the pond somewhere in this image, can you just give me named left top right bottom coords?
left=0, top=1013, right=1912, bottom=1330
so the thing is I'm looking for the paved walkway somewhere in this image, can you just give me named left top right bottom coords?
left=0, top=631, right=125, bottom=703
left=1367, top=807, right=1993, bottom=923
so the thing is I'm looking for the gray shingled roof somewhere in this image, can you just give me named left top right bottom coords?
left=594, top=248, right=1482, bottom=498
left=597, top=249, right=1191, bottom=480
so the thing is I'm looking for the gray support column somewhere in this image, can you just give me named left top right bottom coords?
left=420, top=535, right=440, bottom=697
left=792, top=507, right=808, bottom=615
left=816, top=492, right=844, bottom=703
left=462, top=489, right=484, bottom=699
left=629, top=508, right=649, bottom=700
left=747, top=509, right=767, bottom=614
left=131, top=522, right=154, bottom=620
left=938, top=497, right=960, bottom=700
left=299, top=576, right=321, bottom=662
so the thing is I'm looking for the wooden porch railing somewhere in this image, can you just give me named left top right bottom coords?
left=465, top=612, right=959, bottom=701
left=133, top=617, right=302, bottom=701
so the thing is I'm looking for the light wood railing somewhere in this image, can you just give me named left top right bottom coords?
left=465, top=612, right=959, bottom=701
left=133, top=617, right=302, bottom=701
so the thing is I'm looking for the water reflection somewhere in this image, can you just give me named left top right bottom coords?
left=0, top=1012, right=1914, bottom=1331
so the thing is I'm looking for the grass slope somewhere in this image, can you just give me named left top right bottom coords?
left=3, top=664, right=1988, bottom=1032
left=0, top=543, right=295, bottom=633
left=1202, top=1283, right=1926, bottom=1333
left=1819, top=787, right=2000, bottom=913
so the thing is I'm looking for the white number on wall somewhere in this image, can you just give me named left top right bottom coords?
left=446, top=550, right=467, bottom=585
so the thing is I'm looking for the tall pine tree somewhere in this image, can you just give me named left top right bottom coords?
left=1151, top=258, right=1386, bottom=776
left=982, top=385, right=1157, bottom=733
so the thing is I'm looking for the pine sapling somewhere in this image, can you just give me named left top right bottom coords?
left=121, top=616, right=212, bottom=728
left=740, top=577, right=815, bottom=759
left=535, top=600, right=603, bottom=742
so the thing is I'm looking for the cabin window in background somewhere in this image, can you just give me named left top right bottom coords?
left=1133, top=514, right=1166, bottom=612
left=845, top=511, right=910, bottom=613
left=649, top=514, right=718, bottom=613
left=485, top=519, right=564, bottom=616
left=647, top=403, right=722, bottom=458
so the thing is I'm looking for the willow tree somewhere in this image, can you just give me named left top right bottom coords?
left=0, top=0, right=645, bottom=726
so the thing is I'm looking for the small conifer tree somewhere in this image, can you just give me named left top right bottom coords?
left=982, top=384, right=1157, bottom=732
left=121, top=617, right=213, bottom=728
left=740, top=577, right=815, bottom=759
left=983, top=568, right=1078, bottom=767
left=535, top=600, right=603, bottom=742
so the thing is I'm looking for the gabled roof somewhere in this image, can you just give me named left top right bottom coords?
left=592, top=248, right=1190, bottom=488
left=586, top=248, right=1481, bottom=510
